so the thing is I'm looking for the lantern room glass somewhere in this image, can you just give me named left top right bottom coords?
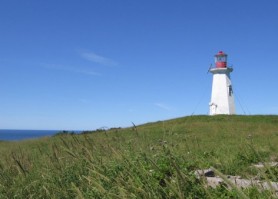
left=215, top=55, right=227, bottom=63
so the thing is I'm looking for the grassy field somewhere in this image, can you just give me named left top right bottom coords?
left=0, top=115, right=278, bottom=198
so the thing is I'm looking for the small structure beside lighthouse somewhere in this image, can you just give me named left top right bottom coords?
left=209, top=51, right=236, bottom=115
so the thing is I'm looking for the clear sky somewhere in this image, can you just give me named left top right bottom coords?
left=1, top=0, right=278, bottom=130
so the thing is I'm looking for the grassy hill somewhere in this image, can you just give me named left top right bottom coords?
left=0, top=115, right=278, bottom=198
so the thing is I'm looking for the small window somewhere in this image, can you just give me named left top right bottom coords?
left=229, top=85, right=233, bottom=96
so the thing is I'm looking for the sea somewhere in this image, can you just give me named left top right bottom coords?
left=0, top=129, right=80, bottom=141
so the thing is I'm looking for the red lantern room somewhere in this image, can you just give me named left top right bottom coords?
left=215, top=51, right=227, bottom=68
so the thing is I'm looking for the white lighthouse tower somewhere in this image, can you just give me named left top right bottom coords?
left=209, top=51, right=236, bottom=115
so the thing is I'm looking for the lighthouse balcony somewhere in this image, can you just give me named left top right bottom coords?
left=209, top=67, right=233, bottom=74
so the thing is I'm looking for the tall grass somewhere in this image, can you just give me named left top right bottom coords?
left=0, top=115, right=277, bottom=198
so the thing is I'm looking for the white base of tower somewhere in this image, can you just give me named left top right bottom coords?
left=209, top=68, right=236, bottom=115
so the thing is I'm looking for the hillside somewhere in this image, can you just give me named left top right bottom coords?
left=0, top=115, right=278, bottom=198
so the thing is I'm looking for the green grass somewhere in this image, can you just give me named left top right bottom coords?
left=0, top=115, right=278, bottom=198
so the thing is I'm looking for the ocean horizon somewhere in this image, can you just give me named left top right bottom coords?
left=0, top=129, right=81, bottom=141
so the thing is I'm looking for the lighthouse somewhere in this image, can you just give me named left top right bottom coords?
left=209, top=51, right=236, bottom=115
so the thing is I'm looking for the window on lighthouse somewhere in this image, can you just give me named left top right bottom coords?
left=217, top=56, right=226, bottom=62
left=229, top=85, right=233, bottom=96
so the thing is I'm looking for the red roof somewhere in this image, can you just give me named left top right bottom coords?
left=216, top=51, right=227, bottom=56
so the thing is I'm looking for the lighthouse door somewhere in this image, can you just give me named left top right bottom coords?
left=210, top=103, right=217, bottom=115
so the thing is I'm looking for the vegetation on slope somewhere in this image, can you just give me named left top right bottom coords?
left=0, top=115, right=278, bottom=198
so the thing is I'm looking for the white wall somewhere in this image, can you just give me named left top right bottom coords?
left=209, top=68, right=236, bottom=115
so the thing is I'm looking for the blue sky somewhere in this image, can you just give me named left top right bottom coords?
left=0, top=0, right=278, bottom=130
